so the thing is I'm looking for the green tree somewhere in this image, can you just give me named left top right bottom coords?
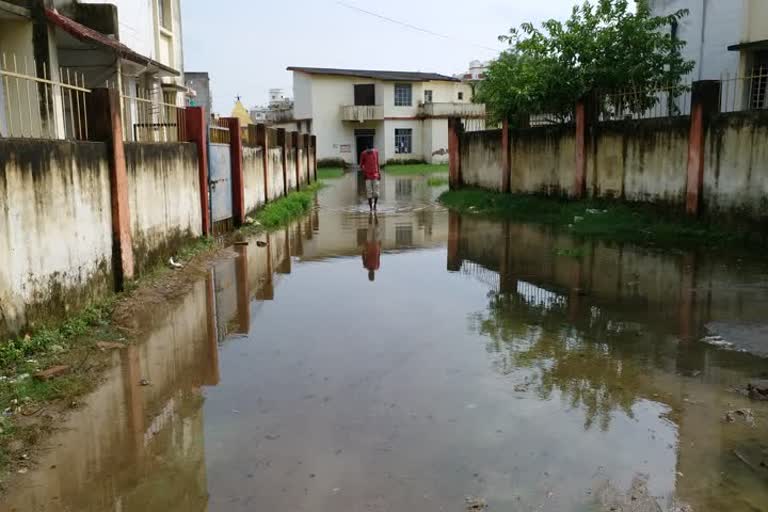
left=477, top=0, right=695, bottom=124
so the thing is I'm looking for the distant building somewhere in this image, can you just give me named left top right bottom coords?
left=249, top=88, right=295, bottom=126
left=455, top=60, right=489, bottom=97
left=286, top=66, right=483, bottom=165
left=649, top=0, right=768, bottom=109
left=185, top=72, right=213, bottom=115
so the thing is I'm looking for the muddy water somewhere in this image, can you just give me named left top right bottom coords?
left=4, top=173, right=768, bottom=512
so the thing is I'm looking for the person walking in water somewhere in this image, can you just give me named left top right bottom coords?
left=362, top=212, right=381, bottom=282
left=360, top=146, right=380, bottom=211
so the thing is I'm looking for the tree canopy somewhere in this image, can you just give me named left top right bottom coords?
left=476, top=0, right=695, bottom=124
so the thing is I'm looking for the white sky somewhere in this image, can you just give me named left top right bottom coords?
left=182, top=0, right=579, bottom=114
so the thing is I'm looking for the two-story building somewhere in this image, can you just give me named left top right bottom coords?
left=650, top=0, right=768, bottom=109
left=286, top=67, right=483, bottom=165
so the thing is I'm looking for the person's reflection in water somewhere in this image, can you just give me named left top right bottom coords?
left=362, top=213, right=381, bottom=282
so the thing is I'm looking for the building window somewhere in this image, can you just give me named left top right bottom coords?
left=458, top=91, right=464, bottom=101
left=394, top=83, right=412, bottom=106
left=424, top=90, right=433, bottom=103
left=395, top=128, right=412, bottom=154
left=750, top=51, right=768, bottom=110
left=159, top=0, right=172, bottom=30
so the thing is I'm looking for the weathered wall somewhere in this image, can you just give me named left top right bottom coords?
left=460, top=129, right=504, bottom=191
left=286, top=150, right=297, bottom=191
left=587, top=118, right=689, bottom=203
left=243, top=146, right=266, bottom=214
left=511, top=125, right=576, bottom=196
left=0, top=140, right=114, bottom=338
left=268, top=147, right=285, bottom=200
left=703, top=113, right=768, bottom=220
left=125, top=143, right=203, bottom=275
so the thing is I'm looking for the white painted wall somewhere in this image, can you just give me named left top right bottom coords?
left=293, top=72, right=313, bottom=120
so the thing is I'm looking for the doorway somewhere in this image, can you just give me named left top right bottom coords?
left=355, top=129, right=376, bottom=165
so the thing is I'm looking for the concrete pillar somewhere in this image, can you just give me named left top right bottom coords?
left=678, top=254, right=698, bottom=341
left=501, top=119, right=511, bottom=193
left=87, top=88, right=134, bottom=289
left=224, top=117, right=245, bottom=226
left=686, top=80, right=721, bottom=216
left=292, top=132, right=302, bottom=189
left=498, top=221, right=516, bottom=294
left=310, top=135, right=317, bottom=182
left=234, top=245, right=250, bottom=335
left=204, top=272, right=220, bottom=386
left=255, top=124, right=269, bottom=202
left=303, top=134, right=311, bottom=183
left=185, top=107, right=211, bottom=236
left=448, top=117, right=462, bottom=189
left=277, top=128, right=288, bottom=196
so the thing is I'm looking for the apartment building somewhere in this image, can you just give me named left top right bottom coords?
left=286, top=66, right=484, bottom=165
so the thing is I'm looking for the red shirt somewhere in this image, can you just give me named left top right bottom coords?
left=363, top=240, right=381, bottom=271
left=360, top=149, right=380, bottom=180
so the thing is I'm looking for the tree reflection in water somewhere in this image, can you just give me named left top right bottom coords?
left=472, top=291, right=651, bottom=432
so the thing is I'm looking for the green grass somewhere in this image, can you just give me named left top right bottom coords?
left=426, top=176, right=449, bottom=187
left=318, top=167, right=344, bottom=180
left=439, top=188, right=765, bottom=249
left=384, top=163, right=449, bottom=176
left=254, top=182, right=323, bottom=229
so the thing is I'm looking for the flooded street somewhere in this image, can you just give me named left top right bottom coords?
left=5, top=172, right=768, bottom=512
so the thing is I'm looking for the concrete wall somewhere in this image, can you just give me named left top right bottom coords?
left=587, top=118, right=690, bottom=202
left=125, top=143, right=202, bottom=275
left=286, top=149, right=297, bottom=191
left=0, top=140, right=114, bottom=338
left=268, top=147, right=284, bottom=200
left=243, top=146, right=266, bottom=214
left=458, top=112, right=768, bottom=222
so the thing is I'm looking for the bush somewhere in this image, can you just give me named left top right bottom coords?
left=385, top=158, right=426, bottom=166
left=317, top=158, right=347, bottom=168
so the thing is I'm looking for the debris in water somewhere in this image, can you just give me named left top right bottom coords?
left=723, top=408, right=756, bottom=426
left=139, top=379, right=151, bottom=386
left=168, top=257, right=183, bottom=269
left=17, top=468, right=28, bottom=475
left=747, top=380, right=768, bottom=401
left=465, top=496, right=488, bottom=511
left=586, top=209, right=608, bottom=214
left=234, top=241, right=249, bottom=246
left=256, top=240, right=268, bottom=248
left=244, top=216, right=255, bottom=225
left=573, top=216, right=584, bottom=222
left=733, top=449, right=760, bottom=472
left=34, top=365, right=70, bottom=381
left=701, top=335, right=734, bottom=349
left=96, top=341, right=126, bottom=351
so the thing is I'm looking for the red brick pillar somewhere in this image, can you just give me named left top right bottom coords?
left=185, top=107, right=211, bottom=236
left=448, top=117, right=462, bottom=189
left=277, top=128, right=288, bottom=197
left=88, top=88, right=134, bottom=289
left=292, top=132, right=302, bottom=189
left=501, top=119, right=511, bottom=193
left=224, top=117, right=245, bottom=226
left=310, top=135, right=317, bottom=182
left=255, top=124, right=269, bottom=202
left=686, top=80, right=721, bottom=215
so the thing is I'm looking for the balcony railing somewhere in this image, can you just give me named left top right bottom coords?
left=419, top=102, right=486, bottom=118
left=341, top=105, right=384, bottom=122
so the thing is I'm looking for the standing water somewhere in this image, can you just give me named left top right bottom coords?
left=4, top=172, right=768, bottom=512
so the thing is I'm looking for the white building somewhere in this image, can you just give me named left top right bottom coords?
left=287, top=66, right=483, bottom=165
left=649, top=0, right=768, bottom=109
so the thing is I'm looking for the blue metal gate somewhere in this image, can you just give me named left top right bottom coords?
left=209, top=123, right=233, bottom=233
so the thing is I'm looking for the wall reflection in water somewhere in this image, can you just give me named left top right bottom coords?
left=448, top=212, right=768, bottom=511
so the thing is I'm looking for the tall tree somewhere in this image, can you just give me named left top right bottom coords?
left=477, top=0, right=695, bottom=124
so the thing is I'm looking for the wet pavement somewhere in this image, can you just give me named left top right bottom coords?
left=4, top=172, right=768, bottom=512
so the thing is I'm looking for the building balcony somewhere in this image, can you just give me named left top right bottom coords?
left=419, top=102, right=486, bottom=118
left=341, top=105, right=384, bottom=122
left=266, top=109, right=295, bottom=123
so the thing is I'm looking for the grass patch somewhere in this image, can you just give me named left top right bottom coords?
left=427, top=176, right=449, bottom=187
left=318, top=167, right=344, bottom=180
left=254, top=182, right=323, bottom=229
left=384, top=163, right=449, bottom=176
left=439, top=188, right=765, bottom=250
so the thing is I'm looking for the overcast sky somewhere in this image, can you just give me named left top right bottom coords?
left=182, top=0, right=579, bottom=114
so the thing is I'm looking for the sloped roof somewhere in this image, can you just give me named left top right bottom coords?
left=287, top=66, right=459, bottom=82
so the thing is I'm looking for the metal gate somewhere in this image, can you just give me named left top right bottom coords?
left=209, top=123, right=233, bottom=234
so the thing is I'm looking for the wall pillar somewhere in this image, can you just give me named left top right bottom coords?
left=447, top=211, right=463, bottom=271
left=310, top=135, right=317, bottom=182
left=303, top=134, right=311, bottom=183
left=185, top=107, right=211, bottom=236
left=574, top=96, right=590, bottom=199
left=292, top=132, right=301, bottom=189
left=87, top=88, right=134, bottom=289
left=448, top=117, right=462, bottom=189
left=224, top=117, right=245, bottom=226
left=686, top=80, right=721, bottom=216
left=255, top=124, right=269, bottom=202
left=277, top=128, right=288, bottom=196
left=501, top=119, right=511, bottom=193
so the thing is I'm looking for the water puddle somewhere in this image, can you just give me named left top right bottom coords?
left=4, top=173, right=768, bottom=511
